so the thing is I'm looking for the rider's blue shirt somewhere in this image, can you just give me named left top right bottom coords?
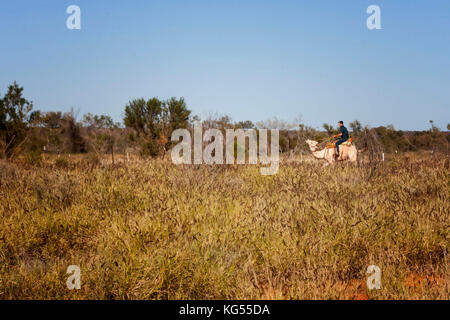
left=340, top=126, right=349, bottom=141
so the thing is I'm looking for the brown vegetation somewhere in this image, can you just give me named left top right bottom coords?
left=0, top=153, right=448, bottom=299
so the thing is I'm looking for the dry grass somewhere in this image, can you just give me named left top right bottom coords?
left=0, top=153, right=448, bottom=299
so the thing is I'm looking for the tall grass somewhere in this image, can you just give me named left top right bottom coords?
left=0, top=154, right=448, bottom=299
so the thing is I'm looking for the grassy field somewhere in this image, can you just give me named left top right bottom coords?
left=0, top=153, right=448, bottom=299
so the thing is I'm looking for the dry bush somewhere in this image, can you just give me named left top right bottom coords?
left=31, top=172, right=80, bottom=210
left=0, top=160, right=19, bottom=188
left=54, top=157, right=69, bottom=169
left=355, top=127, right=385, bottom=180
left=0, top=154, right=448, bottom=299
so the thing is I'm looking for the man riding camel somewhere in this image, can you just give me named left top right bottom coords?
left=331, top=121, right=349, bottom=158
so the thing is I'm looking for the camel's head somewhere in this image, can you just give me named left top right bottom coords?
left=305, top=139, right=319, bottom=151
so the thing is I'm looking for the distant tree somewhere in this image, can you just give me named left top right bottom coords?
left=217, top=115, right=233, bottom=130
left=427, top=120, right=446, bottom=153
left=190, top=115, right=201, bottom=126
left=123, top=97, right=191, bottom=157
left=159, top=97, right=191, bottom=157
left=202, top=113, right=233, bottom=130
left=256, top=116, right=298, bottom=130
left=41, top=112, right=63, bottom=129
left=0, top=82, right=33, bottom=158
left=322, top=123, right=335, bottom=136
left=124, top=98, right=163, bottom=139
left=386, top=124, right=395, bottom=132
left=349, top=120, right=362, bottom=136
left=83, top=113, right=116, bottom=129
left=295, top=119, right=320, bottom=156
left=83, top=113, right=119, bottom=163
left=235, top=120, right=255, bottom=129
left=28, top=110, right=42, bottom=125
left=447, top=123, right=450, bottom=131
left=66, top=112, right=86, bottom=153
left=429, top=120, right=435, bottom=130
left=30, top=111, right=65, bottom=154
left=166, top=97, right=191, bottom=131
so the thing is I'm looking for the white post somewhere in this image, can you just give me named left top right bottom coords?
left=300, top=151, right=303, bottom=162
left=382, top=153, right=385, bottom=161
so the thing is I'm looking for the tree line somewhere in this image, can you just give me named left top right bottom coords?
left=1, top=82, right=448, bottom=163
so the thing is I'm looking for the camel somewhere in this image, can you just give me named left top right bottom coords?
left=305, top=139, right=359, bottom=165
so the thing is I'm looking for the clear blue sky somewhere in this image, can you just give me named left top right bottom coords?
left=1, top=0, right=449, bottom=130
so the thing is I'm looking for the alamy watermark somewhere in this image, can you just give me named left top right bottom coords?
left=171, top=122, right=279, bottom=175
left=66, top=5, right=381, bottom=31
left=66, top=5, right=81, bottom=30
left=366, top=265, right=382, bottom=290
left=367, top=5, right=381, bottom=30
left=66, top=265, right=81, bottom=290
